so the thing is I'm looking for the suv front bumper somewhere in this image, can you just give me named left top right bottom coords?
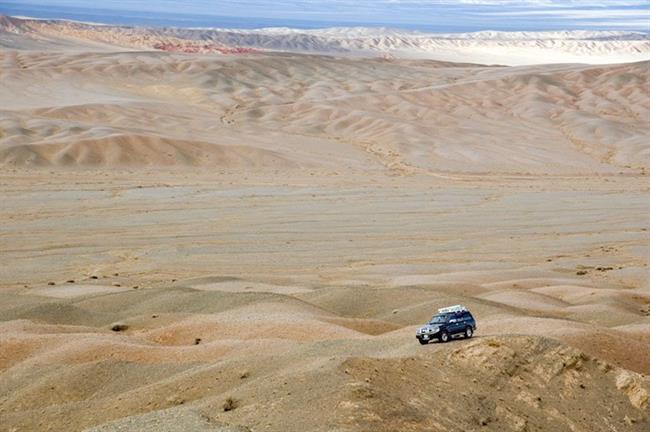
left=416, top=331, right=439, bottom=342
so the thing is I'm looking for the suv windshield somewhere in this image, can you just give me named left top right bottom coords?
left=429, top=314, right=451, bottom=324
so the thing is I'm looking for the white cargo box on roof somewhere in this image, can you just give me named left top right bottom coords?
left=437, top=305, right=467, bottom=314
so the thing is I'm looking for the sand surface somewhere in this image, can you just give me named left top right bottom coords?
left=1, top=17, right=649, bottom=432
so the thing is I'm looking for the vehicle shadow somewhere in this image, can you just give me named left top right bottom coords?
left=421, top=334, right=479, bottom=345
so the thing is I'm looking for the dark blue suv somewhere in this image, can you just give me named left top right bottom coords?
left=416, top=305, right=476, bottom=345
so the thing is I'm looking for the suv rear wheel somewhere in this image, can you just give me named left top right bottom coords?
left=464, top=327, right=473, bottom=338
left=439, top=331, right=449, bottom=343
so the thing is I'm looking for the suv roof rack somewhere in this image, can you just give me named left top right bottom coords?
left=437, top=305, right=467, bottom=314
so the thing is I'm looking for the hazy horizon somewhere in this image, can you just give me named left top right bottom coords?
left=1, top=0, right=649, bottom=32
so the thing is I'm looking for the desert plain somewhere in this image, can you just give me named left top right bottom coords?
left=0, top=16, right=649, bottom=432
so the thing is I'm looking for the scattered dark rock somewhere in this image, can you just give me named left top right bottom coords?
left=66, top=280, right=75, bottom=284
left=576, top=270, right=588, bottom=276
left=194, top=338, right=202, bottom=345
left=47, top=282, right=56, bottom=286
left=240, top=370, right=250, bottom=379
left=113, top=273, right=119, bottom=276
left=111, top=323, right=129, bottom=332
left=152, top=314, right=159, bottom=319
left=90, top=276, right=98, bottom=280
left=223, top=397, right=239, bottom=412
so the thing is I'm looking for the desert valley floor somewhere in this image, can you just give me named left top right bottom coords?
left=0, top=16, right=649, bottom=432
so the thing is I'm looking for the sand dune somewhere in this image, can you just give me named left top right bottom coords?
left=1, top=14, right=649, bottom=432
left=0, top=134, right=301, bottom=167
left=1, top=47, right=648, bottom=173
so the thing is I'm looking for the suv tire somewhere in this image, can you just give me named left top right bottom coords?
left=464, top=327, right=473, bottom=338
left=419, top=339, right=429, bottom=345
left=439, top=331, right=449, bottom=343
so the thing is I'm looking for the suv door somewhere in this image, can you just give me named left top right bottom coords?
left=447, top=315, right=464, bottom=334
left=462, top=311, right=475, bottom=329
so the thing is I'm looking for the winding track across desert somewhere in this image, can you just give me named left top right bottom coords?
left=1, top=16, right=649, bottom=432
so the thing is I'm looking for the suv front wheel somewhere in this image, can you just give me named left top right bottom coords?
left=439, top=331, right=449, bottom=343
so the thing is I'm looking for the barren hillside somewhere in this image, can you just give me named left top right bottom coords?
left=0, top=14, right=648, bottom=432
left=1, top=48, right=648, bottom=174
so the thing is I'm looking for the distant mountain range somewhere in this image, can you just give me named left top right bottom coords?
left=1, top=15, right=649, bottom=65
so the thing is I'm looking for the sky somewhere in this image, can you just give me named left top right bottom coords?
left=1, top=0, right=649, bottom=32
